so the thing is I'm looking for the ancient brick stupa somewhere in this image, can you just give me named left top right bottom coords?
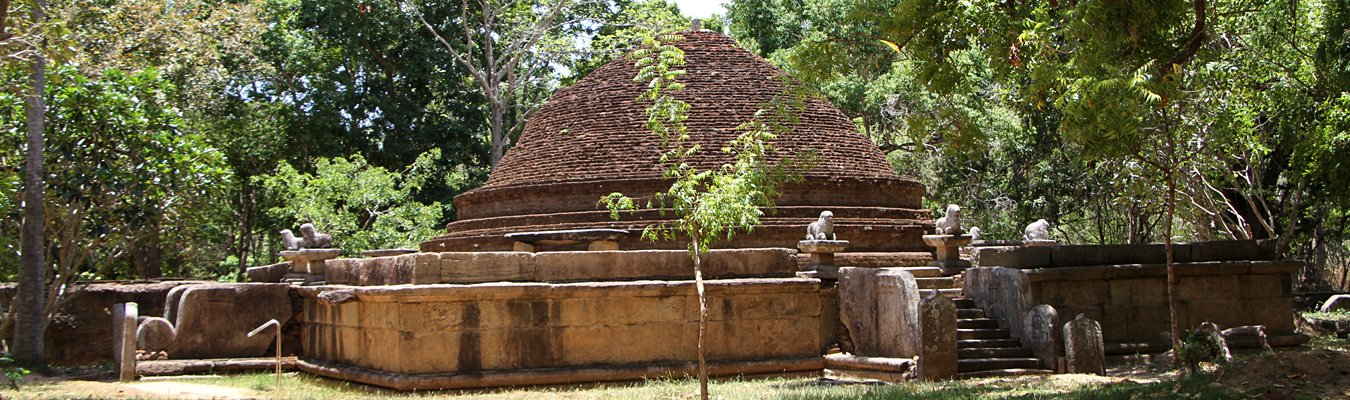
left=422, top=30, right=931, bottom=253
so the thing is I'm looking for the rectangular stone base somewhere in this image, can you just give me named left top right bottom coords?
left=297, top=278, right=823, bottom=387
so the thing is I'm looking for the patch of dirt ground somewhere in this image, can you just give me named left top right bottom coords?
left=1217, top=347, right=1350, bottom=400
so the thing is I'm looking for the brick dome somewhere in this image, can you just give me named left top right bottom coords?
left=423, top=31, right=932, bottom=252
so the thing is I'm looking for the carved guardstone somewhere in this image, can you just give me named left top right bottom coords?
left=798, top=240, right=849, bottom=279
left=923, top=234, right=973, bottom=276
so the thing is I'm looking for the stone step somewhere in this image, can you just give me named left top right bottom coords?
left=957, top=329, right=1011, bottom=340
left=957, top=309, right=985, bottom=319
left=957, top=357, right=1044, bottom=373
left=957, top=318, right=1000, bottom=329
left=956, top=368, right=1054, bottom=379
left=825, top=252, right=935, bottom=268
left=959, top=347, right=1033, bottom=359
left=898, top=266, right=944, bottom=278
left=936, top=288, right=962, bottom=297
left=953, top=298, right=976, bottom=308
left=957, top=339, right=1021, bottom=349
left=915, top=277, right=956, bottom=290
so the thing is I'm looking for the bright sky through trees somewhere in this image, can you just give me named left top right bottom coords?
left=672, top=0, right=725, bottom=18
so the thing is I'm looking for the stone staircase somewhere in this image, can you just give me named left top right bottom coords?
left=953, top=297, right=1053, bottom=378
left=903, top=266, right=962, bottom=298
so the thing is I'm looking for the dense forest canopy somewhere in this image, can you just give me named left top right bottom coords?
left=1, top=0, right=1346, bottom=294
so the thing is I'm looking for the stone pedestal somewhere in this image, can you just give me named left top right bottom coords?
left=113, top=302, right=138, bottom=382
left=923, top=235, right=973, bottom=275
left=798, top=240, right=849, bottom=279
left=281, top=248, right=342, bottom=284
left=1022, top=239, right=1058, bottom=247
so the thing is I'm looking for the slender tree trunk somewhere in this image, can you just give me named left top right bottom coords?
left=1165, top=169, right=1182, bottom=353
left=692, top=235, right=709, bottom=400
left=490, top=102, right=507, bottom=170
left=236, top=176, right=255, bottom=278
left=14, top=0, right=48, bottom=369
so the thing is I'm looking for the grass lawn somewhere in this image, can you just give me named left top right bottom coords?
left=5, top=332, right=1346, bottom=399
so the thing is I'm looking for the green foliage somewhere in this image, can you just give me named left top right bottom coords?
left=257, top=150, right=446, bottom=253
left=1177, top=328, right=1225, bottom=375
left=0, top=65, right=229, bottom=279
left=0, top=353, right=29, bottom=390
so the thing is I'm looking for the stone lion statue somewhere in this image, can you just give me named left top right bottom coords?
left=299, top=223, right=333, bottom=249
left=1023, top=219, right=1052, bottom=241
left=280, top=229, right=303, bottom=251
left=934, top=204, right=963, bottom=235
left=806, top=211, right=835, bottom=240
left=968, top=226, right=981, bottom=241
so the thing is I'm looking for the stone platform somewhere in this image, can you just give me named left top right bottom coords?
left=295, top=278, right=823, bottom=390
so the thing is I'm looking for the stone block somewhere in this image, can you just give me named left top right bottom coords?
left=1186, top=240, right=1274, bottom=262
left=972, top=246, right=1050, bottom=268
left=1024, top=304, right=1060, bottom=370
left=839, top=267, right=920, bottom=358
left=1320, top=295, right=1350, bottom=313
left=440, top=252, right=536, bottom=283
left=246, top=262, right=290, bottom=283
left=1063, top=314, right=1105, bottom=375
left=876, top=269, right=920, bottom=358
left=113, top=302, right=138, bottom=382
left=136, top=317, right=176, bottom=354
left=1107, top=278, right=1166, bottom=306
left=964, top=267, right=1031, bottom=340
left=1177, top=275, right=1241, bottom=301
left=1050, top=244, right=1171, bottom=267
left=917, top=292, right=956, bottom=380
left=169, top=283, right=293, bottom=359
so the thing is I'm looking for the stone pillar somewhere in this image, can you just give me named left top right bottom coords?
left=839, top=267, right=919, bottom=358
left=113, top=302, right=138, bottom=382
left=922, top=234, right=973, bottom=275
left=1023, top=304, right=1060, bottom=371
left=917, top=291, right=957, bottom=380
left=798, top=240, right=848, bottom=279
left=1064, top=314, right=1105, bottom=375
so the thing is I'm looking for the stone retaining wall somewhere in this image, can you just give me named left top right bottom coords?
left=295, top=278, right=822, bottom=389
left=969, top=241, right=1302, bottom=353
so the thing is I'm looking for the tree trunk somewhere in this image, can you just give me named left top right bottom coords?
left=236, top=176, right=255, bottom=278
left=133, top=220, right=163, bottom=279
left=692, top=237, right=709, bottom=400
left=1165, top=170, right=1182, bottom=355
left=490, top=102, right=507, bottom=170
left=14, top=0, right=48, bottom=369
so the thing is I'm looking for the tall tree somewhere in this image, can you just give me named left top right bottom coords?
left=13, top=0, right=46, bottom=368
left=407, top=0, right=601, bottom=168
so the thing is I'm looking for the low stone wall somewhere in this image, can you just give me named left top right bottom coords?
left=969, top=240, right=1301, bottom=354
left=1026, top=261, right=1300, bottom=351
left=295, top=278, right=822, bottom=390
left=325, top=249, right=799, bottom=285
left=0, top=281, right=207, bottom=365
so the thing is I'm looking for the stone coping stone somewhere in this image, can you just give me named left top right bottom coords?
left=505, top=228, right=629, bottom=245
left=295, top=277, right=821, bottom=303
left=921, top=235, right=973, bottom=247
left=361, top=249, right=417, bottom=258
left=280, top=248, right=343, bottom=262
left=1024, top=260, right=1302, bottom=282
left=326, top=248, right=800, bottom=285
left=798, top=240, right=849, bottom=253
left=297, top=356, right=823, bottom=391
left=973, top=240, right=1276, bottom=268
